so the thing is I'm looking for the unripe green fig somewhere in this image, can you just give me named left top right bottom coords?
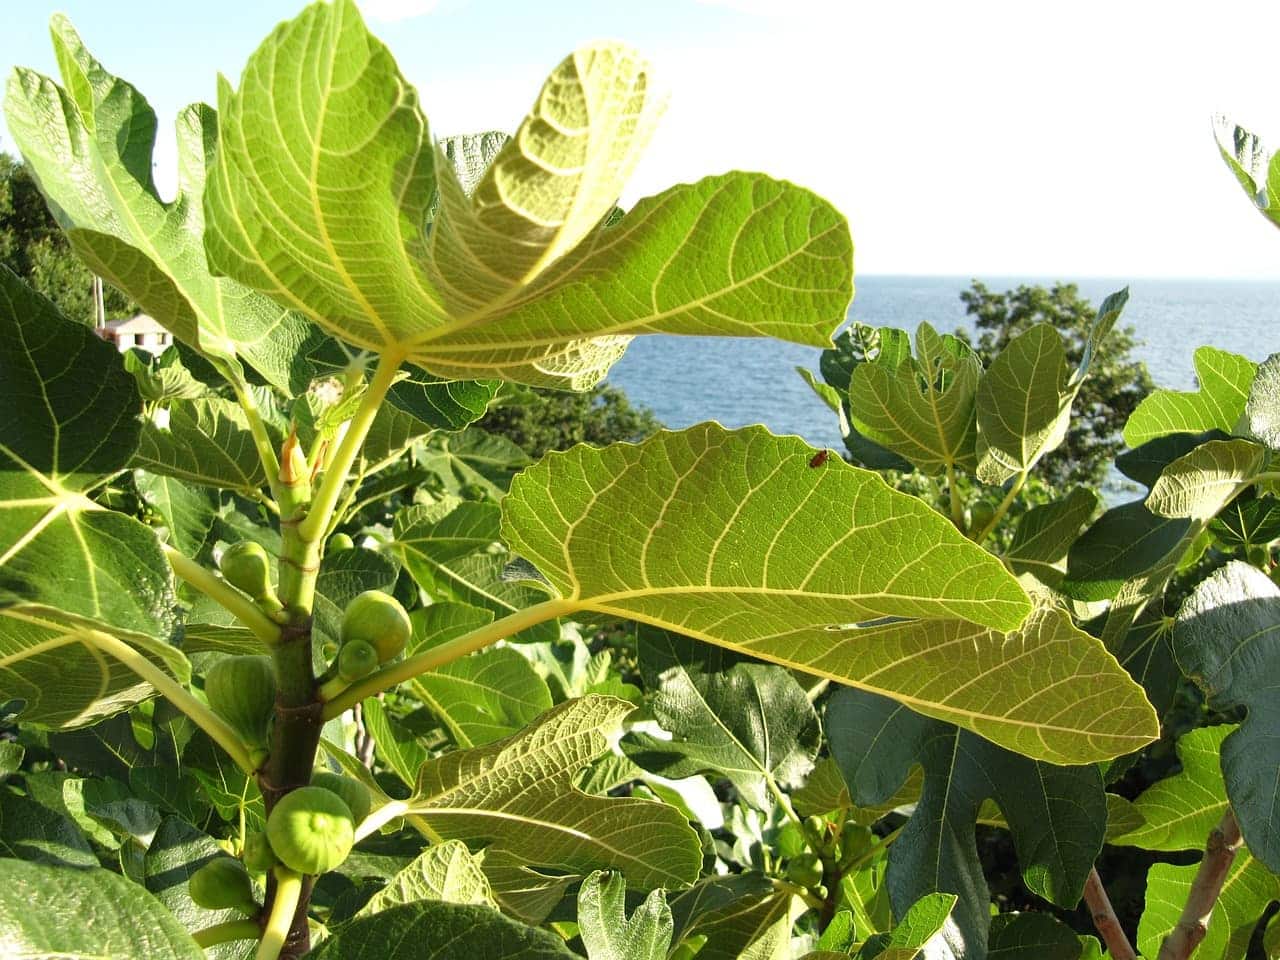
left=804, top=815, right=831, bottom=851
left=219, top=541, right=272, bottom=599
left=189, top=857, right=256, bottom=913
left=1248, top=544, right=1271, bottom=568
left=337, top=640, right=379, bottom=682
left=786, top=851, right=823, bottom=888
left=968, top=502, right=996, bottom=536
left=242, top=830, right=277, bottom=874
left=340, top=591, right=411, bottom=663
left=328, top=533, right=354, bottom=554
left=459, top=482, right=487, bottom=502
left=311, top=771, right=371, bottom=824
left=265, top=785, right=355, bottom=876
left=205, top=655, right=276, bottom=747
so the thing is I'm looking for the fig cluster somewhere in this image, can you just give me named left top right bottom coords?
left=318, top=590, right=411, bottom=700
left=189, top=771, right=371, bottom=909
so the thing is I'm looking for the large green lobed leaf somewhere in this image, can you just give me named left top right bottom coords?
left=847, top=322, right=980, bottom=475
left=0, top=860, right=204, bottom=958
left=0, top=267, right=186, bottom=729
left=203, top=0, right=853, bottom=388
left=402, top=695, right=702, bottom=918
left=829, top=688, right=1106, bottom=960
left=502, top=424, right=1156, bottom=763
left=1174, top=561, right=1280, bottom=873
left=3, top=17, right=324, bottom=393
left=1122, top=346, right=1257, bottom=447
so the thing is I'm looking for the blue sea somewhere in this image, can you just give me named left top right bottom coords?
left=606, top=275, right=1280, bottom=450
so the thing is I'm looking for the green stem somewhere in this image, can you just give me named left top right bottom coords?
left=972, top=471, right=1026, bottom=544
left=776, top=879, right=825, bottom=910
left=297, top=352, right=404, bottom=544
left=232, top=379, right=284, bottom=504
left=164, top=545, right=281, bottom=645
left=324, top=464, right=366, bottom=541
left=354, top=800, right=409, bottom=843
left=766, top=774, right=804, bottom=830
left=321, top=599, right=574, bottom=719
left=841, top=824, right=904, bottom=873
left=193, top=919, right=261, bottom=948
left=256, top=868, right=302, bottom=960
left=85, top=630, right=256, bottom=775
left=946, top=463, right=964, bottom=531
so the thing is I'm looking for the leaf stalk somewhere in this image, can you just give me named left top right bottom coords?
left=193, top=918, right=262, bottom=948
left=163, top=545, right=282, bottom=644
left=84, top=630, right=257, bottom=774
left=972, top=471, right=1026, bottom=543
left=256, top=867, right=303, bottom=960
left=320, top=598, right=575, bottom=718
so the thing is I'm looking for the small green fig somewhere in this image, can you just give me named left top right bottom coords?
left=328, top=533, right=354, bottom=554
left=785, top=851, right=823, bottom=888
left=265, top=785, right=355, bottom=876
left=189, top=857, right=256, bottom=913
left=241, top=830, right=277, bottom=874
left=968, top=501, right=996, bottom=536
left=219, top=540, right=272, bottom=599
left=1248, top=543, right=1271, bottom=568
left=337, top=640, right=379, bottom=682
left=311, top=771, right=372, bottom=824
left=205, top=655, right=276, bottom=747
left=340, top=591, right=411, bottom=663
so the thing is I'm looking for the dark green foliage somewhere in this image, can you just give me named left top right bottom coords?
left=475, top=382, right=662, bottom=458
left=0, top=151, right=134, bottom=323
left=959, top=281, right=1154, bottom=488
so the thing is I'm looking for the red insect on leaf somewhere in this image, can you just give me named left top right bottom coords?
left=809, top=449, right=830, bottom=468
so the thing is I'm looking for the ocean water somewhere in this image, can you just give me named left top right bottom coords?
left=605, top=275, right=1280, bottom=450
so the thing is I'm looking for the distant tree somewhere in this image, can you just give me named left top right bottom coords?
left=0, top=150, right=134, bottom=322
left=477, top=382, right=662, bottom=458
left=958, top=280, right=1154, bottom=489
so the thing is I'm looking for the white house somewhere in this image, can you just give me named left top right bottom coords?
left=99, top=313, right=172, bottom=353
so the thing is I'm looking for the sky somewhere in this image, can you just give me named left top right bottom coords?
left=2, top=0, right=1280, bottom=278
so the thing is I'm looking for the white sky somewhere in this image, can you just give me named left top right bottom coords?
left=4, top=0, right=1280, bottom=278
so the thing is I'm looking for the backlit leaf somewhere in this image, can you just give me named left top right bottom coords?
left=0, top=267, right=185, bottom=728
left=1110, top=724, right=1234, bottom=851
left=504, top=426, right=1155, bottom=762
left=1139, top=852, right=1280, bottom=960
left=1144, top=438, right=1265, bottom=520
left=402, top=696, right=701, bottom=919
left=847, top=322, right=980, bottom=475
left=1123, top=347, right=1257, bottom=447
left=203, top=0, right=852, bottom=388
left=974, top=289, right=1127, bottom=484
left=3, top=17, right=324, bottom=393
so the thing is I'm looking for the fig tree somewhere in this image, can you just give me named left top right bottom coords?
left=265, top=785, right=355, bottom=876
